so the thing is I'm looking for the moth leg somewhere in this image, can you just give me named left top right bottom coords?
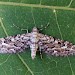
left=39, top=46, right=43, bottom=59
left=21, top=26, right=29, bottom=33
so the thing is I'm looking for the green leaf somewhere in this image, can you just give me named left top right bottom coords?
left=0, top=0, right=75, bottom=75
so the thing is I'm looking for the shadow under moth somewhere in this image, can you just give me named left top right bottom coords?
left=0, top=27, right=75, bottom=59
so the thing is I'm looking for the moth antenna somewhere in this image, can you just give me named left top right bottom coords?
left=39, top=22, right=50, bottom=31
left=44, top=22, right=50, bottom=29
left=31, top=7, right=36, bottom=27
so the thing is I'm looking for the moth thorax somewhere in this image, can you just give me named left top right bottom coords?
left=32, top=27, right=38, bottom=32
left=32, top=32, right=38, bottom=38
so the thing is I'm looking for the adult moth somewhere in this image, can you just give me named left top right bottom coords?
left=0, top=27, right=75, bottom=59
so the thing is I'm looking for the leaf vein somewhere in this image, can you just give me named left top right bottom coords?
left=0, top=18, right=8, bottom=37
left=53, top=10, right=63, bottom=40
left=67, top=56, right=75, bottom=75
left=17, top=54, right=34, bottom=75
left=67, top=0, right=73, bottom=7
left=0, top=55, right=10, bottom=65
left=0, top=1, right=75, bottom=11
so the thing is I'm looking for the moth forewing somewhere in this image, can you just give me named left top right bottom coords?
left=0, top=34, right=30, bottom=53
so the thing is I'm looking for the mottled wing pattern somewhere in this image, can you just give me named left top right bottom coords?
left=0, top=33, right=31, bottom=53
left=38, top=33, right=53, bottom=43
left=38, top=34, right=75, bottom=56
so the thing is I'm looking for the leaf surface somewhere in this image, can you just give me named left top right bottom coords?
left=0, top=0, right=75, bottom=75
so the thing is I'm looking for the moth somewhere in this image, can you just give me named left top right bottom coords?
left=0, top=27, right=75, bottom=59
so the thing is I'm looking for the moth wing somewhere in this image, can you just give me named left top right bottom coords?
left=0, top=33, right=31, bottom=53
left=38, top=33, right=54, bottom=43
left=38, top=35, right=75, bottom=56
left=38, top=33, right=55, bottom=55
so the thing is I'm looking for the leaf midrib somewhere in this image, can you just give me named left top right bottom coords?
left=0, top=1, right=75, bottom=11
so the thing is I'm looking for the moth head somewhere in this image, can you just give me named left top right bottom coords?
left=32, top=27, right=38, bottom=32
